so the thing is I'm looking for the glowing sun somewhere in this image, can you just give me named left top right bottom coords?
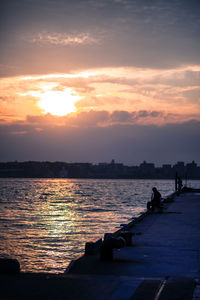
left=38, top=88, right=81, bottom=116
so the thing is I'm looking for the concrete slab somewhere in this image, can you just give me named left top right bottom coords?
left=130, top=279, right=163, bottom=300
left=158, top=277, right=195, bottom=300
left=0, top=273, right=143, bottom=300
left=69, top=193, right=200, bottom=279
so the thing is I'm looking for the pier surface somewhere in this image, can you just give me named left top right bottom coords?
left=1, top=191, right=200, bottom=299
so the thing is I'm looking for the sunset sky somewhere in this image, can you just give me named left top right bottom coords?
left=0, top=0, right=200, bottom=165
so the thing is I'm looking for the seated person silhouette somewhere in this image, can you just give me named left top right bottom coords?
left=147, top=187, right=162, bottom=212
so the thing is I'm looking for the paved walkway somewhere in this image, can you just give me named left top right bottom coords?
left=69, top=192, right=200, bottom=278
left=1, top=192, right=200, bottom=299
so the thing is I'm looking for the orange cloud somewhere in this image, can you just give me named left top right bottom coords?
left=0, top=65, right=199, bottom=125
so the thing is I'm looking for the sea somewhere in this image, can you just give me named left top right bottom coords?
left=0, top=178, right=199, bottom=273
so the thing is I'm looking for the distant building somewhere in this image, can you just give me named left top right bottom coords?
left=161, top=164, right=172, bottom=178
left=139, top=161, right=155, bottom=178
left=95, top=160, right=125, bottom=178
left=173, top=161, right=185, bottom=177
left=186, top=161, right=198, bottom=178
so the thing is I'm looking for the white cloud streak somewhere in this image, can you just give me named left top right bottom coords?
left=29, top=32, right=99, bottom=46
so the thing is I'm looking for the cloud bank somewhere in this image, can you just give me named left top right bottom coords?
left=0, top=66, right=199, bottom=123
left=0, top=117, right=199, bottom=165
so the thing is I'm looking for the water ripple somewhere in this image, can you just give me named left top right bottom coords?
left=1, top=178, right=197, bottom=273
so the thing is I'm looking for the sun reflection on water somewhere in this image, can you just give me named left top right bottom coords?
left=0, top=178, right=180, bottom=273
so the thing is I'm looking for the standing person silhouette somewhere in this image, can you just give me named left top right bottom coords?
left=178, top=177, right=183, bottom=194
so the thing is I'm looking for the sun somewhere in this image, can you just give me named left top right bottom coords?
left=37, top=88, right=81, bottom=116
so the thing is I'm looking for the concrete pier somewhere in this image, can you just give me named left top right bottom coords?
left=1, top=191, right=200, bottom=299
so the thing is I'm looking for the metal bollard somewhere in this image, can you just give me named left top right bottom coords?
left=0, top=258, right=20, bottom=274
left=100, top=237, right=125, bottom=261
left=104, top=233, right=114, bottom=240
left=100, top=242, right=113, bottom=261
left=120, top=231, right=133, bottom=246
left=85, top=242, right=95, bottom=255
left=85, top=239, right=103, bottom=255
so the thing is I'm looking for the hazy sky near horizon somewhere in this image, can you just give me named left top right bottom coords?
left=0, top=0, right=200, bottom=165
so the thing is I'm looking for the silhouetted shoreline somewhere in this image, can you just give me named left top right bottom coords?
left=0, top=160, right=199, bottom=179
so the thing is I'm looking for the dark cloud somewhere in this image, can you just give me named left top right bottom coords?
left=110, top=111, right=133, bottom=122
left=25, top=110, right=200, bottom=127
left=65, top=110, right=110, bottom=127
left=24, top=110, right=178, bottom=128
left=0, top=117, right=199, bottom=165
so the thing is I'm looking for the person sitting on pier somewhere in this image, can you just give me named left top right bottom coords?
left=147, top=187, right=162, bottom=212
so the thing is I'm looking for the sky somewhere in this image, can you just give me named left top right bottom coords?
left=0, top=0, right=200, bottom=165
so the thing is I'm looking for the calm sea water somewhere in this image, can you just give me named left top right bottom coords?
left=0, top=178, right=199, bottom=273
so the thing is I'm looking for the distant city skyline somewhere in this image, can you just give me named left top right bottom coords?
left=0, top=160, right=199, bottom=179
left=1, top=159, right=199, bottom=168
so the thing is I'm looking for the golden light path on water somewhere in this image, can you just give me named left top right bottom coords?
left=0, top=178, right=192, bottom=273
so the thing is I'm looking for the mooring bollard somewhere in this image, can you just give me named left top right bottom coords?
left=85, top=239, right=103, bottom=255
left=119, top=231, right=133, bottom=246
left=104, top=233, right=114, bottom=240
left=100, top=242, right=113, bottom=261
left=85, top=242, right=95, bottom=255
left=100, top=236, right=125, bottom=261
left=0, top=258, right=20, bottom=274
